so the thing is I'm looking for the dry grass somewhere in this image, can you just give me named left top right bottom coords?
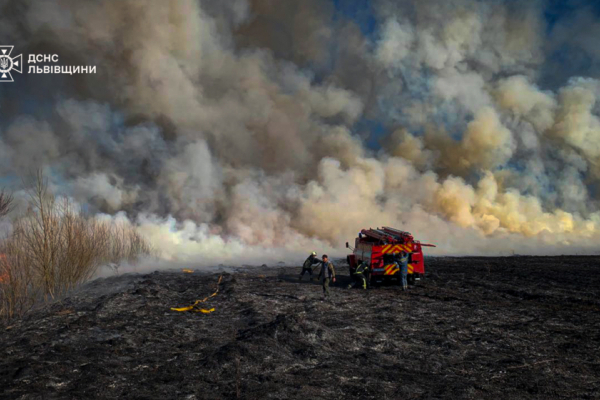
left=0, top=172, right=152, bottom=321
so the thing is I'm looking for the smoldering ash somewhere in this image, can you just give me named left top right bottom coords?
left=1, top=0, right=599, bottom=263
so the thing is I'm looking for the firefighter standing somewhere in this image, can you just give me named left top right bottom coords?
left=397, top=251, right=409, bottom=290
left=348, top=260, right=368, bottom=290
left=318, top=254, right=336, bottom=300
left=299, top=251, right=320, bottom=281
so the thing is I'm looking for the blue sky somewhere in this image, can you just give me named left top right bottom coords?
left=332, top=0, right=377, bottom=36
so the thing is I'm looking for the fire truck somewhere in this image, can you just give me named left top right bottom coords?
left=346, top=227, right=435, bottom=285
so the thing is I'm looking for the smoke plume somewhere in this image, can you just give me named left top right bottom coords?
left=1, top=0, right=600, bottom=264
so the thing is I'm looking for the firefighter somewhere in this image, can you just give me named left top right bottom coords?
left=396, top=251, right=409, bottom=290
left=299, top=251, right=321, bottom=281
left=317, top=254, right=336, bottom=300
left=347, top=260, right=368, bottom=290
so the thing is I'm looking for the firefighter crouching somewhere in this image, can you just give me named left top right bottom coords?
left=348, top=260, right=369, bottom=290
left=318, top=254, right=336, bottom=300
left=299, top=251, right=320, bottom=281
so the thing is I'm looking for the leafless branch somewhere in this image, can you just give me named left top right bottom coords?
left=0, top=189, right=13, bottom=218
left=1, top=172, right=152, bottom=321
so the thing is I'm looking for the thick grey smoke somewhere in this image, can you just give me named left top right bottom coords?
left=0, top=0, right=599, bottom=264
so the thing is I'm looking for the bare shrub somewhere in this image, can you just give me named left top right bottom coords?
left=0, top=172, right=152, bottom=321
left=106, top=222, right=153, bottom=265
left=0, top=250, right=37, bottom=320
left=0, top=189, right=12, bottom=217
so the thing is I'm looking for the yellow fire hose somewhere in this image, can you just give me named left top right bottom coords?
left=171, top=275, right=223, bottom=314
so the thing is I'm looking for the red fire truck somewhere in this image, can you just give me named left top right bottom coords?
left=346, top=226, right=435, bottom=285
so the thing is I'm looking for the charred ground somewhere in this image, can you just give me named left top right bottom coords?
left=1, top=256, right=600, bottom=399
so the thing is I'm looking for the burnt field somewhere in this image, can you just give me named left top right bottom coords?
left=1, top=256, right=600, bottom=399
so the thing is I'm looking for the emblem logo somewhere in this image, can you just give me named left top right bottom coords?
left=0, top=46, right=22, bottom=82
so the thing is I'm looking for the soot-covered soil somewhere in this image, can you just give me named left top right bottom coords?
left=1, top=256, right=600, bottom=399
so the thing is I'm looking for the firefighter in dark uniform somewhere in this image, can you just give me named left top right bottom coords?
left=299, top=251, right=320, bottom=281
left=318, top=254, right=336, bottom=300
left=348, top=260, right=369, bottom=290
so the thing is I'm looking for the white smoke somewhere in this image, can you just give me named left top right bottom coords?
left=1, top=0, right=600, bottom=265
